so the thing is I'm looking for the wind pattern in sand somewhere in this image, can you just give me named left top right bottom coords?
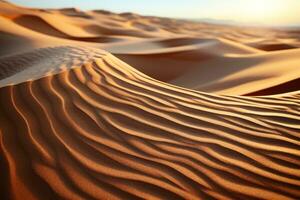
left=1, top=47, right=300, bottom=200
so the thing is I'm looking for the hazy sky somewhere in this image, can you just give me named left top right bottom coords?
left=9, top=0, right=300, bottom=25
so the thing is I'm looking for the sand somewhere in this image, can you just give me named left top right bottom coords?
left=0, top=1, right=300, bottom=199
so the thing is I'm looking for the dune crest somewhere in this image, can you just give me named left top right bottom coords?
left=1, top=46, right=300, bottom=199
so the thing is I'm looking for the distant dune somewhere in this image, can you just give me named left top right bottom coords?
left=1, top=1, right=300, bottom=199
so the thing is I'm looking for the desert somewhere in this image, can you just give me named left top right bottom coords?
left=0, top=1, right=300, bottom=199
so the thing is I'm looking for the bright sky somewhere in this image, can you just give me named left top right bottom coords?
left=8, top=0, right=300, bottom=26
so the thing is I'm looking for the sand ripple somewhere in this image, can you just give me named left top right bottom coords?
left=0, top=47, right=300, bottom=199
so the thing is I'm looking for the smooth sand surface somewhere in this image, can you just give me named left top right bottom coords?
left=1, top=1, right=300, bottom=199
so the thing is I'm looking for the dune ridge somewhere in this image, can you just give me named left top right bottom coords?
left=2, top=4, right=299, bottom=95
left=1, top=46, right=300, bottom=199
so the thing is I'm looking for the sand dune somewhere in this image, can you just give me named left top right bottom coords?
left=1, top=1, right=300, bottom=199
left=169, top=48, right=300, bottom=95
left=111, top=37, right=262, bottom=83
left=1, top=46, right=300, bottom=200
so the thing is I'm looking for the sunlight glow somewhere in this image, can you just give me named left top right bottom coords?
left=237, top=0, right=285, bottom=23
left=8, top=0, right=300, bottom=26
left=211, top=0, right=299, bottom=25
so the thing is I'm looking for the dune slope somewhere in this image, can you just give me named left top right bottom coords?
left=1, top=0, right=300, bottom=96
left=1, top=47, right=300, bottom=200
